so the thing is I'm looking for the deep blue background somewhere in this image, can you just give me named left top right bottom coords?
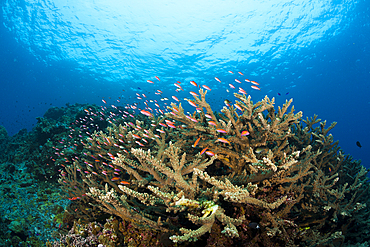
left=0, top=0, right=369, bottom=169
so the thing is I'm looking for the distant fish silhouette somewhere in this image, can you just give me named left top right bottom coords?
left=356, top=141, right=362, bottom=148
left=277, top=92, right=289, bottom=96
left=248, top=222, right=260, bottom=229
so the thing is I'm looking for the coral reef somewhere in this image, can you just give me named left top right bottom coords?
left=0, top=125, right=8, bottom=141
left=0, top=89, right=368, bottom=246
left=0, top=103, right=102, bottom=246
left=56, top=89, right=370, bottom=246
left=0, top=160, right=69, bottom=246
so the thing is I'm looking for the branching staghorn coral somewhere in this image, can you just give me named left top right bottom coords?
left=57, top=89, right=370, bottom=246
left=87, top=142, right=254, bottom=242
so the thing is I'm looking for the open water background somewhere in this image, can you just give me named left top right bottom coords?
left=0, top=0, right=369, bottom=169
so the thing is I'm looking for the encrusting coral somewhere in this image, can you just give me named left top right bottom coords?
left=57, top=89, right=370, bottom=246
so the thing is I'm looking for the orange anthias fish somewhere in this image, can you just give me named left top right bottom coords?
left=217, top=138, right=230, bottom=144
left=189, top=91, right=199, bottom=97
left=135, top=141, right=145, bottom=147
left=200, top=146, right=208, bottom=155
left=202, top=85, right=211, bottom=91
left=208, top=121, right=217, bottom=126
left=155, top=76, right=160, bottom=81
left=147, top=80, right=154, bottom=84
left=167, top=123, right=176, bottom=128
left=165, top=120, right=175, bottom=125
left=215, top=77, right=221, bottom=83
left=186, top=115, right=198, bottom=122
left=241, top=130, right=250, bottom=136
left=188, top=100, right=198, bottom=107
left=132, top=134, right=141, bottom=139
left=172, top=106, right=179, bottom=113
left=120, top=181, right=130, bottom=185
left=174, top=83, right=182, bottom=88
left=190, top=81, right=198, bottom=87
left=140, top=110, right=153, bottom=117
left=234, top=104, right=243, bottom=111
left=216, top=129, right=227, bottom=133
left=193, top=137, right=201, bottom=147
left=238, top=87, right=247, bottom=94
left=251, top=85, right=260, bottom=90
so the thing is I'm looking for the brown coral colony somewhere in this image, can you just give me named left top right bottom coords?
left=58, top=88, right=369, bottom=246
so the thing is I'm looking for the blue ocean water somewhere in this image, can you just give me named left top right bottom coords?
left=0, top=0, right=369, bottom=170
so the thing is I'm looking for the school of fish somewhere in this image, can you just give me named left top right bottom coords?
left=57, top=70, right=264, bottom=200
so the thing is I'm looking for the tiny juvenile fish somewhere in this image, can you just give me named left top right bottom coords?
left=255, top=147, right=265, bottom=154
